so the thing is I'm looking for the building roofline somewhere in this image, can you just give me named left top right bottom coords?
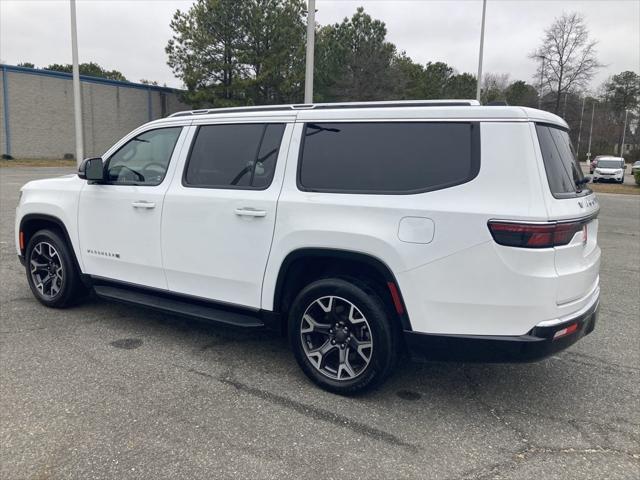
left=0, top=63, right=180, bottom=93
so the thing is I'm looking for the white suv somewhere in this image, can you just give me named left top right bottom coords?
left=15, top=100, right=601, bottom=394
left=592, top=156, right=626, bottom=183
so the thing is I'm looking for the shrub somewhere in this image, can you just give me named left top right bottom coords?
left=634, top=170, right=640, bottom=186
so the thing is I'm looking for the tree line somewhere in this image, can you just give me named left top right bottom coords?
left=165, top=1, right=638, bottom=160
left=17, top=1, right=639, bottom=161
left=165, top=2, right=494, bottom=106
left=17, top=61, right=128, bottom=81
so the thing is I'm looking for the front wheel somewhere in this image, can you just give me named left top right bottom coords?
left=25, top=229, right=85, bottom=308
left=289, top=278, right=397, bottom=395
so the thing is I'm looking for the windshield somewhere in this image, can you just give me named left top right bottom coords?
left=536, top=124, right=587, bottom=198
left=597, top=159, right=622, bottom=169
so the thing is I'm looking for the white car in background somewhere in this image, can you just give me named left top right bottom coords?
left=592, top=156, right=626, bottom=183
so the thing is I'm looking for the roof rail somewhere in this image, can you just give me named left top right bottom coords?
left=168, top=100, right=479, bottom=118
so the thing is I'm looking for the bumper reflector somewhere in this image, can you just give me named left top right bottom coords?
left=553, top=322, right=579, bottom=340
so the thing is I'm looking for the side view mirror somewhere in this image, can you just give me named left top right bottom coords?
left=78, top=157, right=105, bottom=182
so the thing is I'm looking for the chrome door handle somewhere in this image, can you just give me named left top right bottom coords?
left=234, top=208, right=267, bottom=217
left=132, top=201, right=156, bottom=209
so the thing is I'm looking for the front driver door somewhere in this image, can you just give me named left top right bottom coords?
left=78, top=126, right=187, bottom=289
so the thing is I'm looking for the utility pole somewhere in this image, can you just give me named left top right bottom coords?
left=475, top=0, right=487, bottom=103
left=620, top=109, right=629, bottom=158
left=537, top=56, right=545, bottom=109
left=70, top=0, right=83, bottom=164
left=576, top=96, right=586, bottom=161
left=304, top=0, right=316, bottom=104
left=586, top=101, right=595, bottom=165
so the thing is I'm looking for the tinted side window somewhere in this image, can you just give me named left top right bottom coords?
left=298, top=122, right=479, bottom=193
left=253, top=125, right=286, bottom=188
left=184, top=124, right=285, bottom=188
left=536, top=124, right=585, bottom=198
left=106, top=127, right=182, bottom=186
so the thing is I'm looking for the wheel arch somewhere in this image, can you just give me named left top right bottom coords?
left=271, top=248, right=412, bottom=331
left=19, top=213, right=84, bottom=273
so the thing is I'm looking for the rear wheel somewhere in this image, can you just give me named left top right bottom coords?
left=25, top=229, right=84, bottom=308
left=289, top=278, right=397, bottom=395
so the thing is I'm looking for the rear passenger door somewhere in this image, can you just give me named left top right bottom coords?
left=161, top=120, right=294, bottom=308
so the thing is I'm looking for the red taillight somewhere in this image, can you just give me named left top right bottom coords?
left=488, top=221, right=583, bottom=248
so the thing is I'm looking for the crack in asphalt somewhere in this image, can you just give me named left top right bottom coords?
left=462, top=368, right=531, bottom=445
left=0, top=317, right=104, bottom=335
left=0, top=296, right=37, bottom=303
left=600, top=266, right=640, bottom=275
left=598, top=229, right=639, bottom=237
left=459, top=368, right=640, bottom=480
left=557, top=350, right=640, bottom=375
left=460, top=447, right=640, bottom=480
left=173, top=363, right=419, bottom=453
left=497, top=407, right=640, bottom=447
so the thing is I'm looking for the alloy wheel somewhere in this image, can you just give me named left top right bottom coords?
left=29, top=241, right=64, bottom=300
left=300, top=296, right=373, bottom=381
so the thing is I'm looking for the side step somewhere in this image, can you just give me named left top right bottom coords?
left=93, top=284, right=265, bottom=328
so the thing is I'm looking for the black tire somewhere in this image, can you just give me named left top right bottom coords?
left=25, top=229, right=85, bottom=308
left=288, top=278, right=397, bottom=395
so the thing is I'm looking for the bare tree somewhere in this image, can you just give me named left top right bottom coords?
left=531, top=12, right=601, bottom=113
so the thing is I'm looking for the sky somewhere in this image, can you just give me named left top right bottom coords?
left=1, top=0, right=638, bottom=91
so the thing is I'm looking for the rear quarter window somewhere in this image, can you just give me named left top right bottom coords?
left=298, top=122, right=480, bottom=194
left=535, top=124, right=588, bottom=198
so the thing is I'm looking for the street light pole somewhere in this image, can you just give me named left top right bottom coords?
left=537, top=55, right=545, bottom=109
left=304, top=0, right=316, bottom=104
left=475, top=0, right=487, bottom=103
left=70, top=0, right=83, bottom=165
left=620, top=109, right=629, bottom=158
left=576, top=96, right=586, bottom=162
left=586, top=101, right=595, bottom=164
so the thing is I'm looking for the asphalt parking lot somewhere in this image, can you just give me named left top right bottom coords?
left=1, top=167, right=639, bottom=480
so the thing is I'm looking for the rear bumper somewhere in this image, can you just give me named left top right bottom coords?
left=404, top=296, right=599, bottom=363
